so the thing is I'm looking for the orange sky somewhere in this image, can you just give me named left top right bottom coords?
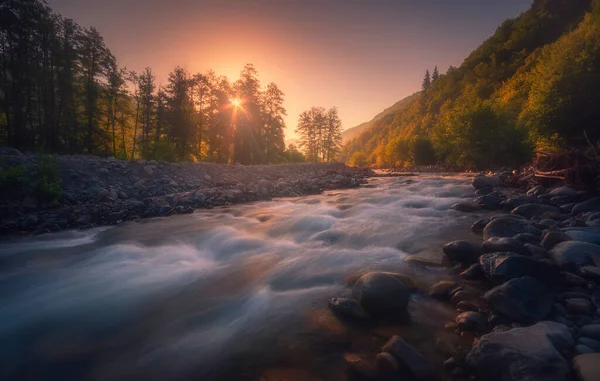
left=48, top=0, right=532, bottom=142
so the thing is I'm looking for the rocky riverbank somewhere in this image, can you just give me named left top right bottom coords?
left=328, top=173, right=600, bottom=381
left=0, top=153, right=372, bottom=236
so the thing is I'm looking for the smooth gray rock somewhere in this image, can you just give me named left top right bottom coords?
left=479, top=253, right=559, bottom=284
left=566, top=230, right=600, bottom=245
left=549, top=186, right=578, bottom=197
left=580, top=325, right=600, bottom=341
left=541, top=231, right=572, bottom=250
left=573, top=198, right=600, bottom=215
left=428, top=281, right=459, bottom=299
left=351, top=272, right=410, bottom=317
left=442, top=240, right=482, bottom=265
left=572, top=353, right=600, bottom=381
left=578, top=337, right=600, bottom=352
left=512, top=203, right=561, bottom=219
left=456, top=311, right=487, bottom=331
left=527, top=185, right=545, bottom=197
left=467, top=321, right=575, bottom=381
left=483, top=217, right=541, bottom=240
left=549, top=241, right=600, bottom=269
left=328, top=298, right=371, bottom=320
left=575, top=345, right=596, bottom=355
left=483, top=237, right=528, bottom=255
left=452, top=201, right=481, bottom=212
left=566, top=298, right=594, bottom=315
left=382, top=335, right=433, bottom=379
left=472, top=175, right=500, bottom=190
left=484, top=277, right=553, bottom=323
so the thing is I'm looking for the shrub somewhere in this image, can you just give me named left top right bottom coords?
left=33, top=155, right=61, bottom=202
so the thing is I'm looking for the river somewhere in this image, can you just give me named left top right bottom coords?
left=0, top=174, right=488, bottom=381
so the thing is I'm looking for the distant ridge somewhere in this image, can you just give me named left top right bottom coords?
left=341, top=92, right=420, bottom=143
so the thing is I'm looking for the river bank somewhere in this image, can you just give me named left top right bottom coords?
left=329, top=173, right=600, bottom=381
left=0, top=153, right=372, bottom=236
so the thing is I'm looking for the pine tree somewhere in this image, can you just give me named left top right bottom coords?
left=422, top=69, right=431, bottom=91
left=432, top=66, right=439, bottom=82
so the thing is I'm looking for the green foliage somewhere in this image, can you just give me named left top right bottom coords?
left=0, top=155, right=61, bottom=201
left=0, top=159, right=28, bottom=198
left=33, top=155, right=61, bottom=202
left=348, top=152, right=368, bottom=167
left=147, top=140, right=178, bottom=162
left=283, top=144, right=305, bottom=163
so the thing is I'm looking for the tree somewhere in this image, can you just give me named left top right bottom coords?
left=296, top=106, right=343, bottom=162
left=422, top=69, right=431, bottom=91
left=164, top=66, right=193, bottom=160
left=261, top=82, right=286, bottom=162
left=432, top=66, right=440, bottom=82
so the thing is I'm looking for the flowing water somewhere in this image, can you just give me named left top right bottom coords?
left=0, top=175, right=489, bottom=381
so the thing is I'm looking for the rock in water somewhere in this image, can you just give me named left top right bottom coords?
left=328, top=298, right=371, bottom=320
left=467, top=321, right=575, bottom=381
left=472, top=175, right=500, bottom=189
left=512, top=203, right=561, bottom=219
left=381, top=335, right=433, bottom=379
left=483, top=217, right=541, bottom=240
left=484, top=277, right=553, bottom=323
left=442, top=240, right=482, bottom=265
left=572, top=197, right=600, bottom=214
left=483, top=237, right=528, bottom=255
left=456, top=311, right=487, bottom=331
left=479, top=253, right=559, bottom=284
left=351, top=272, right=410, bottom=317
left=549, top=241, right=600, bottom=269
left=572, top=354, right=600, bottom=381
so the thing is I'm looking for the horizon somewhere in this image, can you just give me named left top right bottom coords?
left=48, top=0, right=532, bottom=140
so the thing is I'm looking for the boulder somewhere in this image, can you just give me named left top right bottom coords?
left=351, top=272, right=410, bottom=317
left=483, top=237, right=528, bottom=255
left=483, top=217, right=541, bottom=240
left=328, top=298, right=371, bottom=320
left=456, top=311, right=487, bottom=331
left=575, top=345, right=596, bottom=355
left=461, top=263, right=484, bottom=280
left=381, top=335, right=433, bottom=379
left=566, top=298, right=594, bottom=315
left=442, top=240, right=482, bottom=265
left=472, top=217, right=493, bottom=234
left=467, top=321, right=575, bottom=381
left=478, top=194, right=504, bottom=209
left=512, top=203, right=561, bottom=219
left=549, top=186, right=578, bottom=197
left=479, top=253, right=559, bottom=284
left=578, top=337, right=600, bottom=352
left=580, top=266, right=600, bottom=281
left=0, top=147, right=23, bottom=156
left=473, top=175, right=500, bottom=190
left=501, top=196, right=539, bottom=210
left=526, top=185, right=545, bottom=197
left=428, top=281, right=459, bottom=299
left=580, top=325, right=600, bottom=341
left=451, top=201, right=481, bottom=212
left=565, top=230, right=600, bottom=245
left=541, top=231, right=572, bottom=250
left=549, top=241, right=600, bottom=269
left=573, top=198, right=600, bottom=215
left=484, top=277, right=553, bottom=323
left=572, top=354, right=600, bottom=381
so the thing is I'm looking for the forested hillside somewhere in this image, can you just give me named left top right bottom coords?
left=342, top=0, right=600, bottom=169
left=341, top=92, right=419, bottom=143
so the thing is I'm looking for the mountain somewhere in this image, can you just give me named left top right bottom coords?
left=341, top=0, right=597, bottom=169
left=341, top=92, right=420, bottom=143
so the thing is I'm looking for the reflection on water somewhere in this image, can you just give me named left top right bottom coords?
left=0, top=175, right=486, bottom=381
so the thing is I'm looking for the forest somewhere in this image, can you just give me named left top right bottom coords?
left=0, top=0, right=343, bottom=164
left=342, top=0, right=600, bottom=169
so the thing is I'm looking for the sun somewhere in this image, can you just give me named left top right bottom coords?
left=231, top=98, right=241, bottom=108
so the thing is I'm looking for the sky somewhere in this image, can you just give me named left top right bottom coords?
left=48, top=0, right=533, bottom=141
